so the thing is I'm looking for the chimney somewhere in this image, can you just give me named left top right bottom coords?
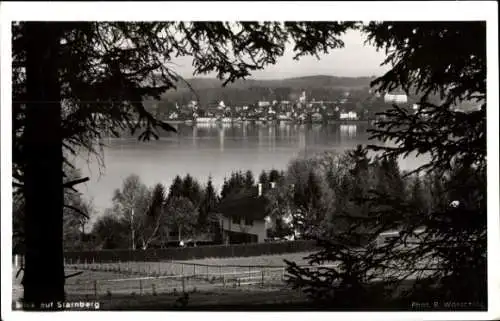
left=258, top=183, right=263, bottom=196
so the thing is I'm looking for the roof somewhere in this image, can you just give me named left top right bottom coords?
left=215, top=188, right=269, bottom=221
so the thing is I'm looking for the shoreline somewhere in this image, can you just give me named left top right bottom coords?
left=101, top=120, right=374, bottom=139
left=162, top=119, right=373, bottom=125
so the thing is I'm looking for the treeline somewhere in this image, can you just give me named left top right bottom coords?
left=74, top=169, right=288, bottom=251
left=218, top=145, right=472, bottom=246
left=91, top=174, right=214, bottom=250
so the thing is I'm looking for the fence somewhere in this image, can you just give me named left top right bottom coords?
left=12, top=260, right=297, bottom=302
left=13, top=256, right=441, bottom=302
left=63, top=240, right=318, bottom=263
left=62, top=260, right=339, bottom=299
left=64, top=267, right=289, bottom=298
left=66, top=260, right=297, bottom=277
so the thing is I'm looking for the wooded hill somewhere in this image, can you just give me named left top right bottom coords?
left=156, top=75, right=376, bottom=107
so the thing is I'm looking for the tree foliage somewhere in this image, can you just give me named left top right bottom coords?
left=164, top=196, right=198, bottom=241
left=167, top=175, right=184, bottom=199
left=284, top=157, right=331, bottom=239
left=62, top=194, right=94, bottom=251
left=92, top=211, right=129, bottom=250
left=138, top=183, right=167, bottom=250
left=180, top=174, right=203, bottom=207
left=221, top=170, right=255, bottom=199
left=285, top=21, right=487, bottom=309
left=364, top=21, right=486, bottom=173
left=111, top=174, right=151, bottom=249
left=243, top=170, right=255, bottom=189
left=198, top=176, right=220, bottom=233
left=258, top=170, right=269, bottom=186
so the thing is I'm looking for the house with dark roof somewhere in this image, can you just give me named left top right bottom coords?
left=215, top=186, right=270, bottom=244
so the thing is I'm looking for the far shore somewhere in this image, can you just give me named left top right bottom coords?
left=164, top=119, right=373, bottom=125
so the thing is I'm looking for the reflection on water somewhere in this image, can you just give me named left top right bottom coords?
left=340, top=124, right=357, bottom=138
left=219, top=125, right=225, bottom=152
left=192, top=125, right=198, bottom=148
left=76, top=122, right=428, bottom=213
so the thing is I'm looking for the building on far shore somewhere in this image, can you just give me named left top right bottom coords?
left=384, top=92, right=408, bottom=104
left=258, top=101, right=271, bottom=108
left=299, top=91, right=307, bottom=104
left=339, top=111, right=358, bottom=120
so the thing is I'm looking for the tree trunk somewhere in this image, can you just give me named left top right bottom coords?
left=80, top=222, right=85, bottom=249
left=142, top=213, right=163, bottom=250
left=131, top=208, right=135, bottom=250
left=23, top=22, right=65, bottom=309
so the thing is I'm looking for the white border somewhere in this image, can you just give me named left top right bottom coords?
left=1, top=7, right=14, bottom=321
left=1, top=1, right=498, bottom=321
left=486, top=3, right=500, bottom=321
left=0, top=1, right=496, bottom=21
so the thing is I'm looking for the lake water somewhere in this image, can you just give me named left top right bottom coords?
left=74, top=122, right=428, bottom=216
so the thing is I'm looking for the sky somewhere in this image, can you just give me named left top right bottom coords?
left=171, top=29, right=390, bottom=80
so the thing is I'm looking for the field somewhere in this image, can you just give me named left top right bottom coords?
left=12, top=251, right=315, bottom=306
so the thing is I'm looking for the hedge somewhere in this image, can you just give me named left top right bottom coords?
left=63, top=240, right=318, bottom=263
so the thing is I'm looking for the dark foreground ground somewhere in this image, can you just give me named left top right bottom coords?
left=14, top=281, right=486, bottom=311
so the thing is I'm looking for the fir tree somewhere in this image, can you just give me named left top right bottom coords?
left=269, top=169, right=281, bottom=184
left=139, top=183, right=166, bottom=250
left=167, top=175, right=183, bottom=200
left=181, top=174, right=203, bottom=207
left=408, top=174, right=427, bottom=213
left=258, top=170, right=270, bottom=187
left=244, top=170, right=255, bottom=188
left=292, top=170, right=324, bottom=238
left=199, top=176, right=219, bottom=232
left=220, top=178, right=230, bottom=200
left=375, top=155, right=406, bottom=202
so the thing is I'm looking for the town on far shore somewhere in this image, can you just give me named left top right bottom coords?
left=159, top=90, right=410, bottom=125
left=143, top=86, right=479, bottom=126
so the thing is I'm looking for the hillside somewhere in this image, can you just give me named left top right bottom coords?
left=158, top=75, right=376, bottom=107
left=175, top=75, right=376, bottom=90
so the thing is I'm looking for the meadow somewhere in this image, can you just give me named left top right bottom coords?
left=13, top=251, right=315, bottom=303
left=63, top=251, right=313, bottom=281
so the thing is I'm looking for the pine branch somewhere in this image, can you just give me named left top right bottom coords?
left=63, top=177, right=90, bottom=192
left=64, top=204, right=89, bottom=219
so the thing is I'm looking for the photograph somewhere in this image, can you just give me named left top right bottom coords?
left=1, top=1, right=498, bottom=320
